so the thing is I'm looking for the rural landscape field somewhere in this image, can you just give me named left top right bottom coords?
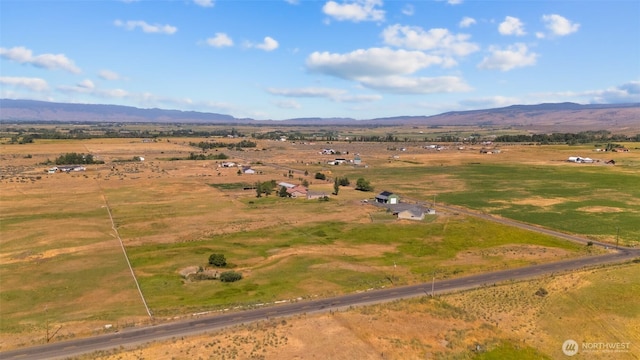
left=1, top=119, right=639, bottom=359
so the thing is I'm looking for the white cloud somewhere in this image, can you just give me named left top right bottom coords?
left=382, top=24, right=479, bottom=57
left=267, top=87, right=381, bottom=102
left=498, top=16, right=526, bottom=36
left=322, top=0, right=385, bottom=23
left=58, top=79, right=98, bottom=94
left=306, top=48, right=471, bottom=94
left=338, top=93, right=382, bottom=102
left=268, top=87, right=345, bottom=98
left=114, top=20, right=177, bottom=34
left=275, top=99, right=301, bottom=109
left=267, top=87, right=382, bottom=102
left=255, top=36, right=279, bottom=51
left=459, top=16, right=476, bottom=28
left=78, top=79, right=95, bottom=89
left=193, top=0, right=214, bottom=7
left=284, top=0, right=300, bottom=4
left=587, top=81, right=640, bottom=103
left=356, top=75, right=471, bottom=94
left=541, top=14, right=580, bottom=37
left=98, top=69, right=122, bottom=81
left=307, top=47, right=445, bottom=79
left=0, top=46, right=81, bottom=74
left=459, top=95, right=520, bottom=109
left=402, top=4, right=414, bottom=16
left=0, top=76, right=49, bottom=92
left=478, top=43, right=538, bottom=71
left=206, top=33, right=234, bottom=48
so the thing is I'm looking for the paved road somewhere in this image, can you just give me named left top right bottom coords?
left=2, top=246, right=637, bottom=360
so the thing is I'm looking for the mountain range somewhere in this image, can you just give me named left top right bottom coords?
left=1, top=99, right=639, bottom=133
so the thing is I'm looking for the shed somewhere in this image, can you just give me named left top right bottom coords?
left=307, top=191, right=329, bottom=200
left=375, top=191, right=399, bottom=204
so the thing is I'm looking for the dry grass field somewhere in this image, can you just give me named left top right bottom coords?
left=81, top=263, right=639, bottom=360
left=1, top=130, right=638, bottom=358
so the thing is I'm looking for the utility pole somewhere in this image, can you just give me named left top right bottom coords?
left=431, top=271, right=436, bottom=297
left=45, top=306, right=49, bottom=343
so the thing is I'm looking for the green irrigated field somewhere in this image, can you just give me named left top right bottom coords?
left=125, top=215, right=594, bottom=316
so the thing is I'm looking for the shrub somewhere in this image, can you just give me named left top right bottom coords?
left=355, top=177, right=373, bottom=191
left=208, top=253, right=227, bottom=267
left=535, top=288, right=548, bottom=297
left=220, top=271, right=242, bottom=282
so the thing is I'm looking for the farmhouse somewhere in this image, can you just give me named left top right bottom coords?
left=396, top=206, right=426, bottom=221
left=220, top=161, right=236, bottom=168
left=242, top=166, right=255, bottom=174
left=286, top=185, right=308, bottom=198
left=375, top=191, right=399, bottom=204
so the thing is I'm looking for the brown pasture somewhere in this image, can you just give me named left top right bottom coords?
left=0, top=135, right=636, bottom=355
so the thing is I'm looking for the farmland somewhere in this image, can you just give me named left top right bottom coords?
left=1, top=124, right=639, bottom=358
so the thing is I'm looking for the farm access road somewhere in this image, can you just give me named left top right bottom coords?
left=2, top=208, right=638, bottom=360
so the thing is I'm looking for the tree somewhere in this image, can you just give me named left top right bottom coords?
left=355, top=177, right=373, bottom=192
left=278, top=185, right=289, bottom=197
left=315, top=172, right=326, bottom=180
left=338, top=177, right=350, bottom=186
left=333, top=178, right=340, bottom=195
left=302, top=179, right=309, bottom=187
left=220, top=271, right=242, bottom=282
left=208, top=253, right=227, bottom=267
left=255, top=182, right=262, bottom=197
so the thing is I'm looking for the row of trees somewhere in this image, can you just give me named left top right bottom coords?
left=190, top=139, right=257, bottom=151
left=2, top=127, right=245, bottom=140
left=166, top=152, right=229, bottom=161
left=255, top=180, right=277, bottom=197
left=49, top=152, right=104, bottom=165
left=494, top=131, right=638, bottom=144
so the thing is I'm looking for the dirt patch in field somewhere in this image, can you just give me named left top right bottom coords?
left=1, top=240, right=119, bottom=265
left=237, top=243, right=397, bottom=274
left=509, top=197, right=566, bottom=207
left=441, top=244, right=573, bottom=267
left=577, top=206, right=624, bottom=213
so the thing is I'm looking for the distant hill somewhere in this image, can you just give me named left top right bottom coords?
left=1, top=99, right=638, bottom=132
left=365, top=102, right=640, bottom=133
left=0, top=99, right=247, bottom=124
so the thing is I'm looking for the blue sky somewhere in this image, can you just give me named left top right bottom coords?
left=1, top=0, right=639, bottom=120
